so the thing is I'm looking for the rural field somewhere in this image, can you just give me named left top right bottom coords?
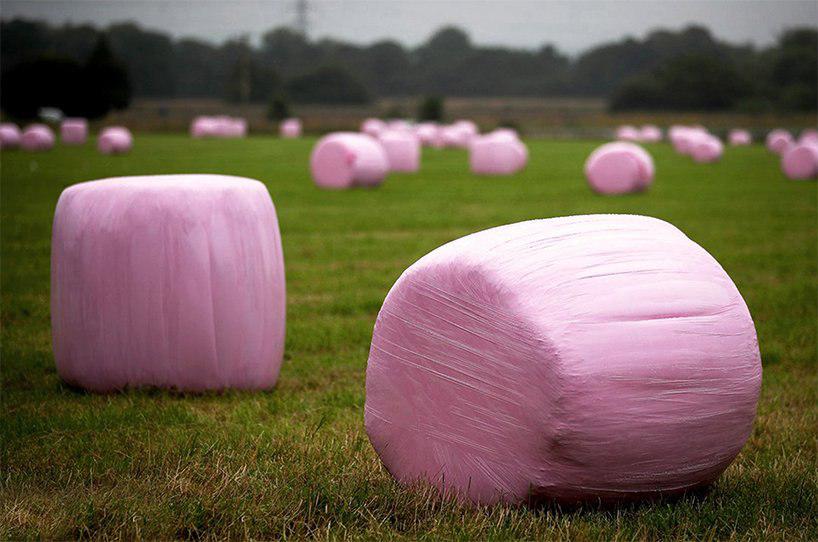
left=1, top=135, right=816, bottom=539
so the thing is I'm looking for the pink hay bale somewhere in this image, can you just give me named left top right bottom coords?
left=766, top=129, right=794, bottom=155
left=98, top=127, right=133, bottom=155
left=639, top=125, right=662, bottom=142
left=440, top=125, right=472, bottom=149
left=51, top=174, right=286, bottom=392
left=728, top=129, right=752, bottom=146
left=798, top=128, right=818, bottom=146
left=20, top=124, right=56, bottom=151
left=414, top=122, right=440, bottom=146
left=616, top=125, right=641, bottom=142
left=584, top=141, right=654, bottom=194
left=378, top=130, right=421, bottom=173
left=387, top=119, right=413, bottom=132
left=310, top=132, right=389, bottom=189
left=0, top=122, right=21, bottom=149
left=361, top=118, right=387, bottom=137
left=691, top=135, right=724, bottom=163
left=670, top=127, right=708, bottom=155
left=365, top=214, right=762, bottom=506
left=190, top=116, right=217, bottom=138
left=781, top=143, right=818, bottom=180
left=469, top=133, right=528, bottom=175
left=61, top=118, right=88, bottom=145
left=280, top=118, right=302, bottom=138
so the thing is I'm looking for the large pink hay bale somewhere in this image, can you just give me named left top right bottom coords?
left=0, top=122, right=21, bottom=149
left=639, top=125, right=662, bottom=142
left=51, top=174, right=286, bottom=392
left=469, top=132, right=527, bottom=175
left=310, top=132, right=389, bottom=189
left=20, top=124, right=56, bottom=151
left=61, top=118, right=88, bottom=145
left=361, top=118, right=387, bottom=138
left=691, top=135, right=724, bottom=163
left=379, top=130, right=421, bottom=172
left=728, top=129, right=752, bottom=146
left=365, top=214, right=762, bottom=506
left=766, top=129, right=794, bottom=155
left=584, top=142, right=654, bottom=194
left=98, top=127, right=133, bottom=155
left=781, top=143, right=818, bottom=180
left=798, top=128, right=818, bottom=146
left=279, top=118, right=302, bottom=138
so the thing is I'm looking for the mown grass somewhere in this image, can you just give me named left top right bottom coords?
left=1, top=135, right=816, bottom=540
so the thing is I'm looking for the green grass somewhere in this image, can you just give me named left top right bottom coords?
left=1, top=135, right=816, bottom=540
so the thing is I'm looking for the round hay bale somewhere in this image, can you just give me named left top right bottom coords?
left=310, top=132, right=389, bottom=189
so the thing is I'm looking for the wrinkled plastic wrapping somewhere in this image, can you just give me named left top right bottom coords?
left=728, top=129, right=752, bottom=146
left=98, top=127, right=133, bottom=155
left=379, top=130, right=421, bottom=172
left=51, top=174, right=286, bottom=392
left=310, top=132, right=389, bottom=189
left=781, top=143, right=818, bottom=180
left=469, top=133, right=527, bottom=175
left=766, top=129, right=793, bottom=155
left=280, top=118, right=302, bottom=138
left=21, top=124, right=55, bottom=152
left=61, top=118, right=88, bottom=145
left=365, top=215, right=761, bottom=506
left=584, top=142, right=653, bottom=194
left=0, top=122, right=21, bottom=149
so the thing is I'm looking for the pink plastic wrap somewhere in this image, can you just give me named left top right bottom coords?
left=616, top=125, right=640, bottom=142
left=414, top=122, right=440, bottom=147
left=98, top=127, right=133, bottom=155
left=469, top=133, right=527, bottom=175
left=280, top=118, right=302, bottom=138
left=51, top=174, right=286, bottom=392
left=728, top=129, right=752, bottom=146
left=639, top=125, right=662, bottom=142
left=361, top=118, right=387, bottom=138
left=781, top=143, right=818, bottom=180
left=799, top=129, right=818, bottom=146
left=440, top=125, right=472, bottom=149
left=0, top=122, right=21, bottom=149
left=20, top=124, right=56, bottom=151
left=766, top=129, right=794, bottom=155
left=669, top=127, right=707, bottom=155
left=61, top=118, right=88, bottom=145
left=692, top=135, right=724, bottom=163
left=310, top=132, right=389, bottom=189
left=190, top=116, right=247, bottom=138
left=365, top=214, right=762, bottom=506
left=584, top=142, right=654, bottom=194
left=378, top=130, right=421, bottom=172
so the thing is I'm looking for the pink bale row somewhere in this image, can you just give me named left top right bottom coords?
left=669, top=126, right=724, bottom=163
left=190, top=116, right=248, bottom=138
left=469, top=129, right=528, bottom=175
left=584, top=141, right=654, bottom=194
left=616, top=124, right=662, bottom=143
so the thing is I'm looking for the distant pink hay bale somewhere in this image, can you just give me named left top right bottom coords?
left=61, top=118, right=88, bottom=145
left=616, top=125, right=641, bottom=142
left=728, top=129, right=752, bottom=146
left=669, top=127, right=708, bottom=155
left=584, top=141, right=654, bottom=194
left=781, top=143, right=818, bottom=180
left=20, top=124, right=56, bottom=151
left=469, top=132, right=528, bottom=175
left=0, top=122, right=21, bottom=149
left=378, top=130, right=421, bottom=172
left=639, top=125, right=662, bottom=142
left=279, top=118, right=302, bottom=138
left=361, top=118, right=387, bottom=137
left=310, top=132, right=389, bottom=189
left=51, top=174, right=286, bottom=392
left=766, top=129, right=794, bottom=155
left=98, top=127, right=133, bottom=155
left=691, top=135, right=724, bottom=163
left=414, top=122, right=440, bottom=147
left=798, top=128, right=818, bottom=146
left=190, top=116, right=247, bottom=138
left=365, top=214, right=762, bottom=506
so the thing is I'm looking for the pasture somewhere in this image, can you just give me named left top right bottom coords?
left=1, top=136, right=816, bottom=539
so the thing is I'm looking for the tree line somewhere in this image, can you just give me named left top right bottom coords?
left=1, top=18, right=815, bottom=120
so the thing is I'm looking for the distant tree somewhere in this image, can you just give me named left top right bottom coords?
left=286, top=66, right=370, bottom=104
left=769, top=28, right=817, bottom=110
left=418, top=96, right=444, bottom=121
left=107, top=23, right=175, bottom=97
left=267, top=94, right=291, bottom=120
left=0, top=57, right=83, bottom=119
left=81, top=36, right=131, bottom=117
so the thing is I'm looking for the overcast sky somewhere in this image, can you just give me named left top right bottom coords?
left=2, top=0, right=816, bottom=54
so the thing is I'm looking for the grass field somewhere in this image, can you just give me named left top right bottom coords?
left=1, top=135, right=816, bottom=540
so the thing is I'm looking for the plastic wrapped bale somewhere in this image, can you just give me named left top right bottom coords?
left=766, top=129, right=793, bottom=155
left=280, top=118, right=302, bottom=138
left=387, top=119, right=413, bottom=132
left=670, top=127, right=707, bottom=155
left=616, top=125, right=641, bottom=142
left=191, top=116, right=217, bottom=138
left=584, top=142, right=654, bottom=194
left=310, top=132, right=389, bottom=189
left=799, top=129, right=818, bottom=146
left=379, top=130, right=421, bottom=173
left=452, top=120, right=479, bottom=139
left=98, top=127, right=133, bottom=155
left=414, top=122, right=440, bottom=147
left=692, top=135, right=724, bottom=163
left=51, top=174, right=286, bottom=392
left=365, top=214, right=762, bottom=506
left=0, top=123, right=21, bottom=149
left=728, top=129, right=752, bottom=146
left=640, top=125, right=662, bottom=142
left=61, top=118, right=88, bottom=145
left=20, top=124, right=56, bottom=152
left=361, top=118, right=387, bottom=138
left=469, top=133, right=528, bottom=175
left=781, top=143, right=818, bottom=180
left=440, top=125, right=472, bottom=149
